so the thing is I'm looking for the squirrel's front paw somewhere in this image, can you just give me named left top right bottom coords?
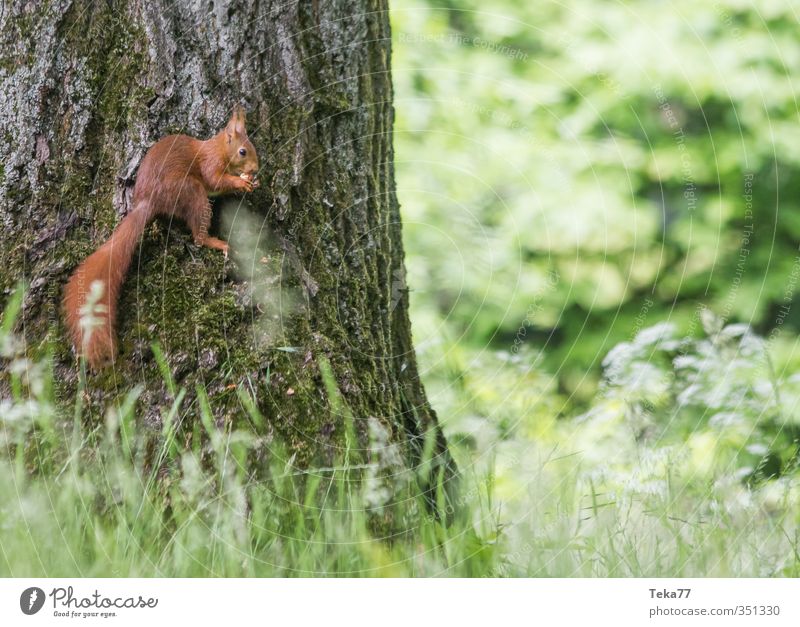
left=238, top=172, right=257, bottom=192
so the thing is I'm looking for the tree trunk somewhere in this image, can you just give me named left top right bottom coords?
left=0, top=0, right=455, bottom=510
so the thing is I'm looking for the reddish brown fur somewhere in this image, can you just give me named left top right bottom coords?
left=63, top=107, right=259, bottom=368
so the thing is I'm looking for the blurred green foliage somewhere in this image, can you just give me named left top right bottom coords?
left=392, top=0, right=800, bottom=401
left=391, top=1, right=800, bottom=562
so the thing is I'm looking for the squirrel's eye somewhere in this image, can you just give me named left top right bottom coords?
left=238, top=147, right=247, bottom=156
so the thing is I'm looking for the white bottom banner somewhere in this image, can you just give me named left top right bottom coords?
left=1, top=578, right=797, bottom=626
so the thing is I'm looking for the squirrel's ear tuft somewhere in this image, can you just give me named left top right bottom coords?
left=226, top=106, right=246, bottom=136
left=229, top=105, right=247, bottom=135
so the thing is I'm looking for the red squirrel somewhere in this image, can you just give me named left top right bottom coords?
left=63, top=107, right=259, bottom=368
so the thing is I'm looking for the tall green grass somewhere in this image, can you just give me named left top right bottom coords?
left=1, top=288, right=798, bottom=576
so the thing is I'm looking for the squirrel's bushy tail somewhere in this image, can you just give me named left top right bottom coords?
left=64, top=206, right=149, bottom=368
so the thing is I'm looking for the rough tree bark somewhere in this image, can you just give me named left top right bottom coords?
left=0, top=0, right=456, bottom=510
